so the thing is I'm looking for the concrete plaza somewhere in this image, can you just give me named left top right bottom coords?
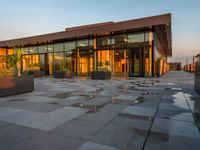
left=0, top=71, right=200, bottom=150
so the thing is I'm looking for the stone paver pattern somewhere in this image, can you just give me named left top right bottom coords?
left=0, top=71, right=200, bottom=150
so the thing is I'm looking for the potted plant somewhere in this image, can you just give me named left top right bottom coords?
left=23, top=64, right=45, bottom=77
left=54, top=60, right=73, bottom=78
left=0, top=50, right=34, bottom=97
left=91, top=61, right=111, bottom=80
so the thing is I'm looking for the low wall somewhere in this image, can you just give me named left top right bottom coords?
left=0, top=76, right=34, bottom=97
left=195, top=60, right=200, bottom=95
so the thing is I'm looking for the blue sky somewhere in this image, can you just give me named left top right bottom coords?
left=0, top=0, right=200, bottom=62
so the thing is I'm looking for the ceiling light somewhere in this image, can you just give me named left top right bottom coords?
left=80, top=44, right=86, bottom=47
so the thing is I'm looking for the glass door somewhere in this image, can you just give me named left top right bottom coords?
left=39, top=54, right=49, bottom=75
left=77, top=49, right=89, bottom=76
left=129, top=48, right=144, bottom=77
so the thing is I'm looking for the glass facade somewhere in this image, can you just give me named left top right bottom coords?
left=0, top=30, right=165, bottom=77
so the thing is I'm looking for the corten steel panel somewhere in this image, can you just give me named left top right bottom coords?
left=1, top=13, right=172, bottom=55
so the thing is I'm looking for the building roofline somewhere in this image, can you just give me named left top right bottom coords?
left=0, top=13, right=172, bottom=56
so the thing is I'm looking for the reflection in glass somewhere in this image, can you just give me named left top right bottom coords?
left=21, top=47, right=29, bottom=54
left=65, top=42, right=76, bottom=51
left=7, top=48, right=14, bottom=55
left=77, top=40, right=88, bottom=47
left=48, top=53, right=53, bottom=75
left=22, top=55, right=39, bottom=71
left=128, top=33, right=144, bottom=43
left=48, top=44, right=53, bottom=53
left=77, top=49, right=89, bottom=75
left=54, top=53, right=64, bottom=71
left=54, top=43, right=64, bottom=52
left=89, top=39, right=94, bottom=47
left=29, top=47, right=37, bottom=54
left=97, top=36, right=111, bottom=47
left=114, top=49, right=128, bottom=75
left=97, top=50, right=111, bottom=70
left=38, top=45, right=47, bottom=53
left=111, top=34, right=126, bottom=47
left=65, top=52, right=72, bottom=71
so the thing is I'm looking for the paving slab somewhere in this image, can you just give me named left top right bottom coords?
left=144, top=132, right=200, bottom=150
left=0, top=121, right=43, bottom=150
left=77, top=110, right=119, bottom=124
left=10, top=133, right=84, bottom=150
left=111, top=115, right=152, bottom=130
left=0, top=107, right=23, bottom=117
left=83, top=97, right=110, bottom=105
left=90, top=124, right=147, bottom=150
left=156, top=109, right=194, bottom=122
left=159, top=103, right=190, bottom=112
left=151, top=118, right=200, bottom=138
left=0, top=110, right=44, bottom=125
left=26, top=96, right=59, bottom=103
left=51, top=119, right=106, bottom=140
left=19, top=106, right=88, bottom=131
left=115, top=95, right=139, bottom=101
left=121, top=106, right=157, bottom=119
left=0, top=101, right=63, bottom=113
left=78, top=141, right=119, bottom=150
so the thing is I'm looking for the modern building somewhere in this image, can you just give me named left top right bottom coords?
left=0, top=13, right=172, bottom=77
left=169, top=62, right=182, bottom=71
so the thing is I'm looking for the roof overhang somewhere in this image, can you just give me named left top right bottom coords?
left=0, top=13, right=172, bottom=55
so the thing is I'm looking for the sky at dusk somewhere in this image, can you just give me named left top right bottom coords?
left=0, top=0, right=200, bottom=64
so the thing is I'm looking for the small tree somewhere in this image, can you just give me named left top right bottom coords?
left=7, top=50, right=22, bottom=76
left=97, top=61, right=103, bottom=70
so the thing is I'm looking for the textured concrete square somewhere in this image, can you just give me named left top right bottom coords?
left=0, top=71, right=200, bottom=150
left=78, top=141, right=119, bottom=150
left=151, top=118, right=200, bottom=138
left=115, top=95, right=139, bottom=101
left=0, top=107, right=23, bottom=117
left=121, top=106, right=156, bottom=118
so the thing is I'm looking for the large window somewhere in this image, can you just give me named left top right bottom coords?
left=0, top=48, right=7, bottom=56
left=7, top=48, right=15, bottom=55
left=128, top=33, right=144, bottom=43
left=54, top=52, right=64, bottom=71
left=97, top=36, right=111, bottom=47
left=77, top=39, right=88, bottom=47
left=114, top=49, right=128, bottom=75
left=77, top=49, right=89, bottom=75
left=65, top=42, right=76, bottom=51
left=29, top=47, right=37, bottom=54
left=48, top=44, right=53, bottom=53
left=21, top=47, right=29, bottom=54
left=89, top=39, right=94, bottom=47
left=111, top=34, right=126, bottom=47
left=144, top=47, right=152, bottom=77
left=97, top=50, right=112, bottom=71
left=54, top=43, right=64, bottom=52
left=38, top=45, right=47, bottom=53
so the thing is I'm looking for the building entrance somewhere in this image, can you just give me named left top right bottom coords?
left=129, top=48, right=144, bottom=77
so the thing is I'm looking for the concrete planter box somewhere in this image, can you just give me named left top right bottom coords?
left=0, top=76, right=34, bottom=97
left=54, top=71, right=74, bottom=78
left=33, top=71, right=45, bottom=77
left=24, top=70, right=45, bottom=78
left=195, top=60, right=200, bottom=95
left=91, top=71, right=111, bottom=80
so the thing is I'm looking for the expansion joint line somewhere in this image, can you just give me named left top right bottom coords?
left=141, top=90, right=164, bottom=150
